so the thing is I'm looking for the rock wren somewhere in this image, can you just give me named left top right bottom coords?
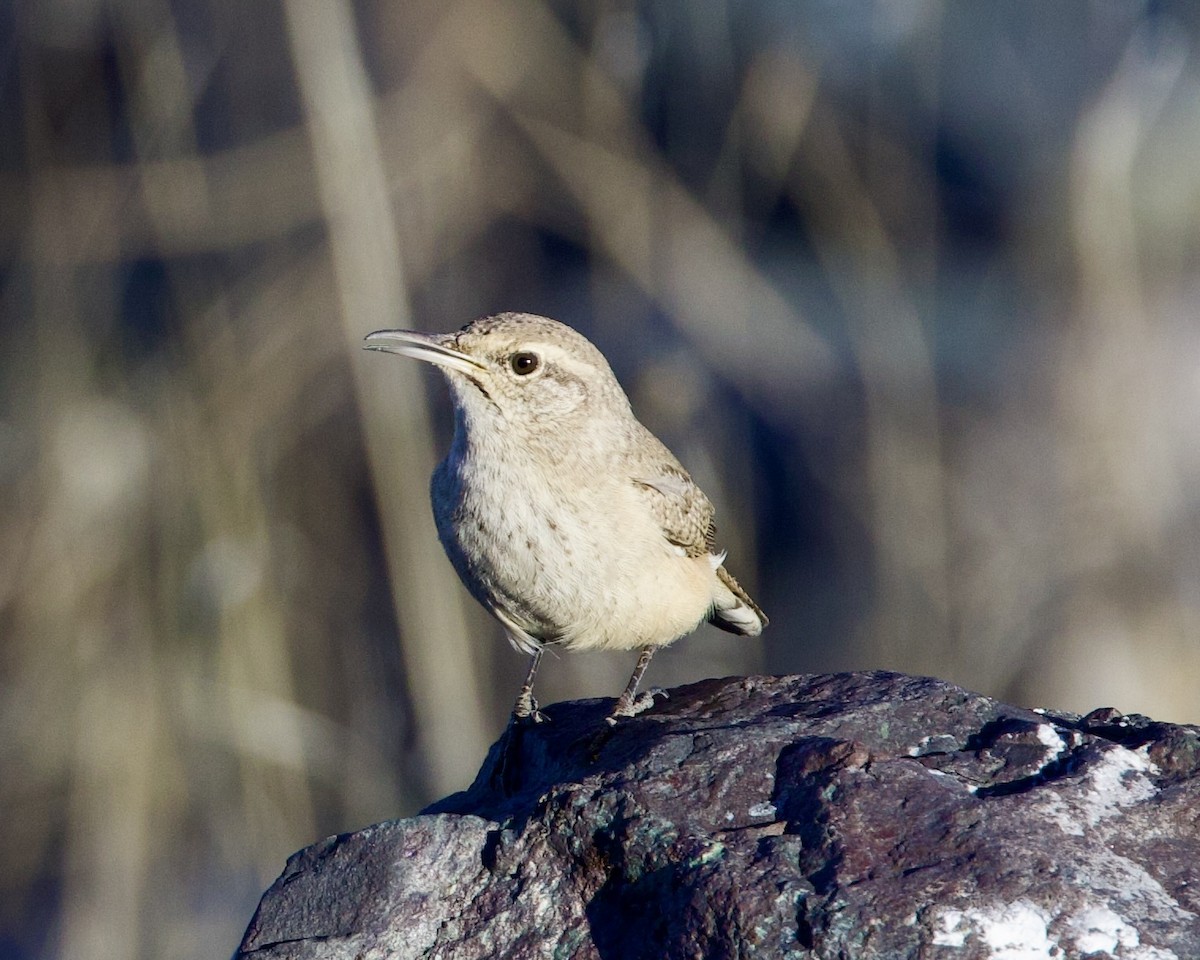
left=364, top=312, right=766, bottom=725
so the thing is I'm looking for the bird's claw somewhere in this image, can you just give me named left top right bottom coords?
left=603, top=686, right=668, bottom=727
left=637, top=686, right=669, bottom=711
left=513, top=694, right=548, bottom=724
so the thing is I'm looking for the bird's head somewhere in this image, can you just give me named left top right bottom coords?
left=364, top=313, right=631, bottom=437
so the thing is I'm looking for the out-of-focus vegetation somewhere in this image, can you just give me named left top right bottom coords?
left=3, top=0, right=1199, bottom=956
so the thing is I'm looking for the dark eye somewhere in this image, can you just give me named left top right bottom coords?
left=510, top=351, right=540, bottom=376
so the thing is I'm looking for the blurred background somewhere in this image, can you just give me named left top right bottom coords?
left=3, top=0, right=1200, bottom=955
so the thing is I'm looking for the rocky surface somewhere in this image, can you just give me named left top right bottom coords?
left=234, top=672, right=1200, bottom=959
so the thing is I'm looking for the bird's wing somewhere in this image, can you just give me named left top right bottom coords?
left=632, top=465, right=717, bottom=558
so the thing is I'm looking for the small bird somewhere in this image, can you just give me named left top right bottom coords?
left=364, top=313, right=766, bottom=726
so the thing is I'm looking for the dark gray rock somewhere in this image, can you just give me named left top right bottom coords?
left=234, top=672, right=1200, bottom=959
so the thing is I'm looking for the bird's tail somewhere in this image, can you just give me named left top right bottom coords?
left=709, top=565, right=768, bottom=636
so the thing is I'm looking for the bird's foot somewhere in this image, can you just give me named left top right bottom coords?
left=588, top=687, right=669, bottom=760
left=604, top=686, right=669, bottom=727
left=633, top=685, right=669, bottom=713
left=513, top=693, right=548, bottom=725
left=488, top=711, right=548, bottom=795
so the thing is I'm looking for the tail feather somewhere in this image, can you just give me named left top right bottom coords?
left=709, top=565, right=768, bottom=636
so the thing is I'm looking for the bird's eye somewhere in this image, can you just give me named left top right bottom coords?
left=510, top=351, right=540, bottom=376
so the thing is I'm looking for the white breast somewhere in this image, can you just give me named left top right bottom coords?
left=439, top=452, right=716, bottom=652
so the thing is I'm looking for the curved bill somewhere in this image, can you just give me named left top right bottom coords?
left=363, top=329, right=487, bottom=377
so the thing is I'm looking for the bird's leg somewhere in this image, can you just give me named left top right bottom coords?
left=511, top=647, right=547, bottom=723
left=490, top=647, right=548, bottom=795
left=605, top=645, right=659, bottom=726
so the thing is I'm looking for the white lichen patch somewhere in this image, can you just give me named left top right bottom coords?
left=931, top=908, right=968, bottom=947
left=1062, top=902, right=1184, bottom=960
left=1038, top=793, right=1085, bottom=836
left=1035, top=723, right=1067, bottom=763
left=747, top=801, right=776, bottom=819
left=1061, top=845, right=1196, bottom=941
left=930, top=900, right=1181, bottom=959
left=907, top=733, right=958, bottom=757
left=931, top=901, right=1054, bottom=958
left=907, top=736, right=933, bottom=757
left=1039, top=742, right=1159, bottom=835
left=1079, top=744, right=1159, bottom=827
left=977, top=902, right=1055, bottom=958
left=1068, top=904, right=1140, bottom=954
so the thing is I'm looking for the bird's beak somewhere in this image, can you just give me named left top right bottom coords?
left=363, top=329, right=487, bottom=378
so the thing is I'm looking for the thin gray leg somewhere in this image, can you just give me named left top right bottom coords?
left=491, top=647, right=546, bottom=793
left=512, top=647, right=546, bottom=722
left=606, top=645, right=656, bottom=725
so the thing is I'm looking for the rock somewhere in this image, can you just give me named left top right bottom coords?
left=234, top=672, right=1200, bottom=959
